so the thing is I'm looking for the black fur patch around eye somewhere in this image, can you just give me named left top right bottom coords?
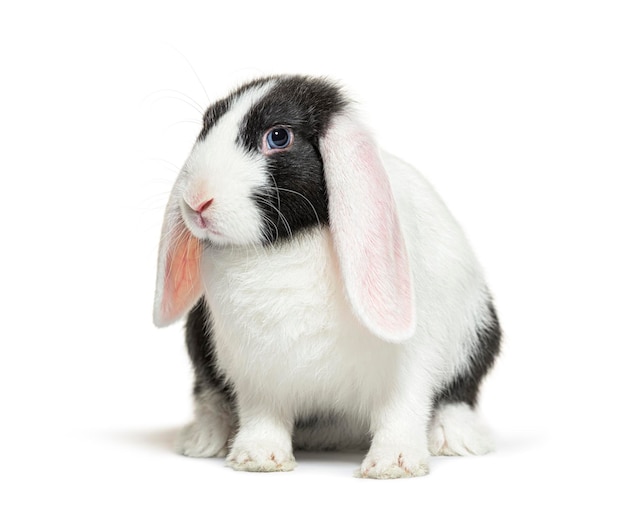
left=252, top=141, right=330, bottom=242
left=237, top=76, right=348, bottom=152
left=237, top=76, right=348, bottom=243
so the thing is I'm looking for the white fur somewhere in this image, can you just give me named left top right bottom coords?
left=179, top=82, right=276, bottom=246
left=175, top=389, right=232, bottom=458
left=428, top=403, right=495, bottom=456
left=162, top=89, right=495, bottom=478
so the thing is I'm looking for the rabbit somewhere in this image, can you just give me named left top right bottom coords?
left=153, top=75, right=501, bottom=479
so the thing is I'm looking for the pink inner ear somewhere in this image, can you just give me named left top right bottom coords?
left=154, top=222, right=203, bottom=327
left=322, top=115, right=416, bottom=343
left=163, top=230, right=202, bottom=322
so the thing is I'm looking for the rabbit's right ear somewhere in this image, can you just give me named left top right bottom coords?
left=153, top=195, right=203, bottom=327
left=320, top=112, right=416, bottom=343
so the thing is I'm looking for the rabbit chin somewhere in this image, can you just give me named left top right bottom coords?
left=187, top=224, right=263, bottom=248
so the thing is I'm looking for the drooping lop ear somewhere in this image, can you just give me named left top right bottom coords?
left=153, top=194, right=204, bottom=327
left=320, top=113, right=416, bottom=343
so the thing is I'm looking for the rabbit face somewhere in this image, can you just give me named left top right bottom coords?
left=177, top=76, right=346, bottom=247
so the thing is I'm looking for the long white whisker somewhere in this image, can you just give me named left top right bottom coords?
left=147, top=88, right=206, bottom=114
left=169, top=46, right=211, bottom=103
left=274, top=187, right=322, bottom=226
left=254, top=196, right=293, bottom=240
left=166, top=119, right=203, bottom=131
left=266, top=170, right=282, bottom=218
left=261, top=214, right=280, bottom=243
left=146, top=157, right=183, bottom=174
left=149, top=94, right=205, bottom=117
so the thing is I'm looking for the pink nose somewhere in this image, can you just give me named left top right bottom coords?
left=193, top=198, right=214, bottom=213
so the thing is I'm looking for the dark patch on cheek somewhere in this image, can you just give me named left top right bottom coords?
left=253, top=139, right=330, bottom=243
left=235, top=75, right=348, bottom=243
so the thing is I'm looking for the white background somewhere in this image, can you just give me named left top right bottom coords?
left=1, top=1, right=625, bottom=514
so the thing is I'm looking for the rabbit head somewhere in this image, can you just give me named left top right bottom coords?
left=153, top=75, right=416, bottom=343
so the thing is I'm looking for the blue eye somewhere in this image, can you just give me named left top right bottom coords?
left=266, top=127, right=292, bottom=150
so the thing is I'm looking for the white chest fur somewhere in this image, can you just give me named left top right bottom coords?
left=201, top=228, right=400, bottom=418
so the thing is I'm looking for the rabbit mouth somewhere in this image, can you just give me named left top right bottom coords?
left=191, top=214, right=223, bottom=237
left=181, top=201, right=223, bottom=238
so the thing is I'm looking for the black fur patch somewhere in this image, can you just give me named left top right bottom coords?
left=197, top=77, right=276, bottom=141
left=185, top=299, right=234, bottom=401
left=238, top=76, right=348, bottom=243
left=433, top=301, right=501, bottom=408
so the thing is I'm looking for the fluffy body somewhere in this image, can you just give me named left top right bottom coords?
left=154, top=76, right=501, bottom=478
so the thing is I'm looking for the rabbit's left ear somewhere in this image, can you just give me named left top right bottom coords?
left=153, top=196, right=203, bottom=328
left=320, top=113, right=416, bottom=343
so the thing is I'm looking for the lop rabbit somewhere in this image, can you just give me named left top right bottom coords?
left=153, top=75, right=501, bottom=478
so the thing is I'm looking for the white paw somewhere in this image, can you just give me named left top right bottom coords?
left=175, top=419, right=230, bottom=458
left=358, top=448, right=429, bottom=479
left=226, top=441, right=296, bottom=472
left=428, top=403, right=495, bottom=456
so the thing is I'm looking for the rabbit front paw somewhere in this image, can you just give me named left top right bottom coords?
left=358, top=447, right=429, bottom=479
left=226, top=441, right=296, bottom=472
left=175, top=419, right=230, bottom=458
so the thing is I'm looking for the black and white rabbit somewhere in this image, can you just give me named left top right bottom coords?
left=153, top=75, right=501, bottom=478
